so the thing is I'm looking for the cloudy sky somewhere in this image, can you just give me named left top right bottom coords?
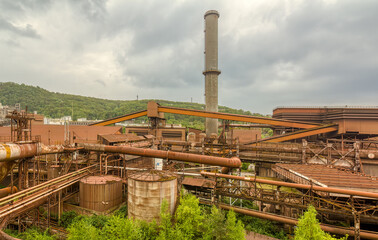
left=0, top=0, right=377, bottom=114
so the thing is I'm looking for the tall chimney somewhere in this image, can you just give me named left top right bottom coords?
left=204, top=10, right=220, bottom=137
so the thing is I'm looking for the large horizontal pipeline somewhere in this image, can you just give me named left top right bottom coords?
left=219, top=204, right=378, bottom=240
left=0, top=144, right=38, bottom=162
left=79, top=143, right=241, bottom=168
left=200, top=172, right=378, bottom=199
left=0, top=143, right=65, bottom=162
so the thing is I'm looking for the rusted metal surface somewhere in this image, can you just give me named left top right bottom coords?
left=0, top=143, right=38, bottom=162
left=0, top=186, right=17, bottom=198
left=220, top=167, right=231, bottom=174
left=273, top=164, right=378, bottom=192
left=158, top=105, right=320, bottom=129
left=88, top=102, right=323, bottom=128
left=0, top=143, right=66, bottom=162
left=244, top=124, right=338, bottom=144
left=0, top=161, right=16, bottom=184
left=47, top=165, right=61, bottom=180
left=219, top=204, right=378, bottom=240
left=98, top=133, right=142, bottom=144
left=194, top=170, right=378, bottom=227
left=0, top=165, right=96, bottom=221
left=182, top=177, right=216, bottom=188
left=128, top=171, right=177, bottom=222
left=40, top=144, right=65, bottom=154
left=0, top=143, right=67, bottom=183
left=80, top=143, right=242, bottom=168
left=79, top=175, right=122, bottom=212
left=273, top=107, right=378, bottom=136
left=200, top=171, right=378, bottom=198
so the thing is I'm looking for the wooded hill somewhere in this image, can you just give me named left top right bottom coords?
left=0, top=82, right=266, bottom=129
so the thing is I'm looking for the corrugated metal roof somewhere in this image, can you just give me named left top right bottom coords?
left=128, top=170, right=177, bottom=182
left=80, top=175, right=122, bottom=184
left=98, top=133, right=141, bottom=143
left=182, top=177, right=216, bottom=188
left=274, top=163, right=378, bottom=192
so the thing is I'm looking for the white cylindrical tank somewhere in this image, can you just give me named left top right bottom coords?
left=128, top=171, right=177, bottom=222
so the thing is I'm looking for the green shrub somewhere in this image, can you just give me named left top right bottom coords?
left=60, top=211, right=78, bottom=228
left=294, top=205, right=348, bottom=240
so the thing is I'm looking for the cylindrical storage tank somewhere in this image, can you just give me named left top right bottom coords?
left=128, top=171, right=177, bottom=222
left=80, top=175, right=122, bottom=212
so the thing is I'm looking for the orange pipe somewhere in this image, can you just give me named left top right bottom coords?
left=81, top=143, right=241, bottom=168
left=0, top=186, right=18, bottom=198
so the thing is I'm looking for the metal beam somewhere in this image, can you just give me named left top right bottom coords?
left=89, top=110, right=147, bottom=126
left=245, top=124, right=338, bottom=144
left=158, top=105, right=320, bottom=129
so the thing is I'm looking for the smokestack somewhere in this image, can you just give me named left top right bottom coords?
left=204, top=10, right=221, bottom=137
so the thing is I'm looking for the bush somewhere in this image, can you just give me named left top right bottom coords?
left=60, top=211, right=78, bottom=228
left=294, top=205, right=348, bottom=240
left=65, top=193, right=246, bottom=240
left=5, top=227, right=56, bottom=240
left=67, top=218, right=100, bottom=240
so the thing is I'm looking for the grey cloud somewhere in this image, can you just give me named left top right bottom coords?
left=1, top=0, right=378, bottom=115
left=216, top=0, right=378, bottom=113
left=0, top=17, right=40, bottom=38
left=0, top=0, right=52, bottom=16
left=68, top=0, right=107, bottom=22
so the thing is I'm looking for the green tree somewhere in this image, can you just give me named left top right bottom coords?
left=156, top=200, right=184, bottom=240
left=225, top=210, right=245, bottom=240
left=294, top=205, right=347, bottom=240
left=175, top=193, right=204, bottom=239
left=101, top=215, right=142, bottom=240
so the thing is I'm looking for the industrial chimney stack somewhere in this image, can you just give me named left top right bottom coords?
left=204, top=10, right=220, bottom=137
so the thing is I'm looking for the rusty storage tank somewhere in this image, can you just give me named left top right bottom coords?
left=80, top=175, right=123, bottom=212
left=128, top=171, right=177, bottom=222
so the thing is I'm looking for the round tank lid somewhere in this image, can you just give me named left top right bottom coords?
left=80, top=175, right=122, bottom=184
left=129, top=170, right=177, bottom=182
left=204, top=10, right=220, bottom=18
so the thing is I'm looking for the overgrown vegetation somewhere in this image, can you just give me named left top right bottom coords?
left=5, top=194, right=354, bottom=240
left=10, top=198, right=351, bottom=240
left=0, top=82, right=269, bottom=131
left=294, top=205, right=348, bottom=240
left=233, top=200, right=288, bottom=239
left=4, top=227, right=55, bottom=240
left=65, top=193, right=245, bottom=240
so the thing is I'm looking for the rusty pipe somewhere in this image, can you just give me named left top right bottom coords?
left=201, top=172, right=378, bottom=199
left=80, top=143, right=241, bottom=168
left=0, top=144, right=38, bottom=162
left=0, top=143, right=66, bottom=162
left=220, top=167, right=230, bottom=174
left=219, top=204, right=378, bottom=240
left=0, top=186, right=18, bottom=198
